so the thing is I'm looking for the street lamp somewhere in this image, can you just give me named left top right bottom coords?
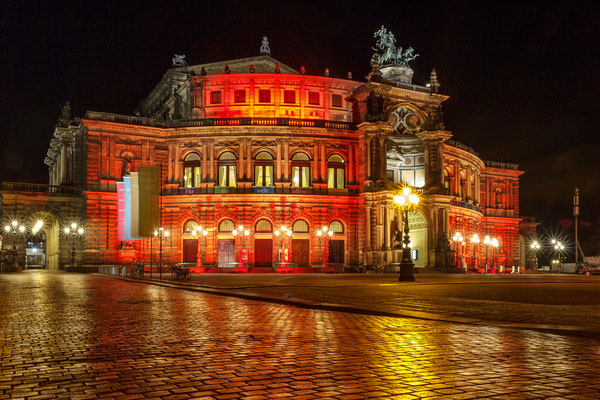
left=274, top=225, right=292, bottom=267
left=491, top=237, right=499, bottom=270
left=530, top=240, right=541, bottom=269
left=483, top=235, right=491, bottom=273
left=316, top=226, right=333, bottom=269
left=233, top=225, right=251, bottom=268
left=452, top=232, right=464, bottom=269
left=5, top=220, right=25, bottom=250
left=552, top=239, right=565, bottom=267
left=393, top=186, right=420, bottom=281
left=191, top=227, right=209, bottom=268
left=64, top=223, right=84, bottom=268
left=154, top=227, right=169, bottom=279
left=470, top=234, right=480, bottom=271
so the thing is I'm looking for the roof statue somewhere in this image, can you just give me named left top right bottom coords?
left=59, top=101, right=71, bottom=120
left=172, top=54, right=188, bottom=67
left=371, top=25, right=419, bottom=67
left=260, top=36, right=271, bottom=55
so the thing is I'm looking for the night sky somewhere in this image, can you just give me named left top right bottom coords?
left=2, top=1, right=599, bottom=234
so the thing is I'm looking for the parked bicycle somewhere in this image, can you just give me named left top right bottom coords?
left=171, top=265, right=191, bottom=281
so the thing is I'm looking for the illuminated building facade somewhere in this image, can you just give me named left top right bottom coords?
left=22, top=37, right=529, bottom=271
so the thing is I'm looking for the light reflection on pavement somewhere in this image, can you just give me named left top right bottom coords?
left=0, top=272, right=599, bottom=399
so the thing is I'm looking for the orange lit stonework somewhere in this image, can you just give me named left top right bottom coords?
left=26, top=54, right=533, bottom=271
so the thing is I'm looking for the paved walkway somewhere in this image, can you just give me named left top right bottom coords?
left=114, top=271, right=600, bottom=336
left=1, top=271, right=600, bottom=399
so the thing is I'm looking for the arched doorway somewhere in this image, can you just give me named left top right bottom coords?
left=408, top=211, right=428, bottom=268
left=254, top=219, right=273, bottom=267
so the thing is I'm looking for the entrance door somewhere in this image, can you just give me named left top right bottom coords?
left=328, top=240, right=344, bottom=264
left=254, top=239, right=273, bottom=267
left=182, top=239, right=198, bottom=263
left=292, top=239, right=310, bottom=266
left=218, top=239, right=236, bottom=267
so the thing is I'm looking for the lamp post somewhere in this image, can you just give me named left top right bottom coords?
left=316, top=226, right=333, bottom=269
left=191, top=227, right=208, bottom=268
left=233, top=225, right=251, bottom=268
left=274, top=225, right=292, bottom=267
left=4, top=221, right=25, bottom=270
left=452, top=232, right=464, bottom=269
left=470, top=234, right=480, bottom=271
left=483, top=235, right=491, bottom=273
left=552, top=240, right=565, bottom=269
left=491, top=237, right=499, bottom=271
left=154, top=227, right=169, bottom=279
left=393, top=186, right=420, bottom=281
left=530, top=240, right=541, bottom=269
left=63, top=223, right=84, bottom=268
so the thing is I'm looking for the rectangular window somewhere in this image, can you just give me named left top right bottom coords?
left=210, top=91, right=222, bottom=104
left=308, top=91, right=319, bottom=105
left=327, top=168, right=335, bottom=189
left=254, top=166, right=263, bottom=186
left=228, top=166, right=237, bottom=187
left=336, top=168, right=345, bottom=189
left=283, top=90, right=296, bottom=104
left=184, top=167, right=193, bottom=188
left=234, top=90, right=246, bottom=103
left=387, top=169, right=395, bottom=183
left=219, top=166, right=227, bottom=186
left=415, top=168, right=425, bottom=188
left=331, top=94, right=343, bottom=108
left=292, top=166, right=310, bottom=187
left=193, top=166, right=201, bottom=187
left=402, top=170, right=415, bottom=187
left=258, top=89, right=271, bottom=103
left=265, top=165, right=273, bottom=186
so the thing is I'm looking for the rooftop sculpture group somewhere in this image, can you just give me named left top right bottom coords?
left=372, top=25, right=418, bottom=67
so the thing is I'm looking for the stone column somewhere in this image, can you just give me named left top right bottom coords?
left=416, top=130, right=452, bottom=192
left=201, top=142, right=207, bottom=180
left=60, top=143, right=68, bottom=184
left=383, top=203, right=391, bottom=250
left=366, top=137, right=372, bottom=179
left=246, top=141, right=251, bottom=181
left=283, top=139, right=289, bottom=180
left=209, top=141, right=215, bottom=181
left=320, top=143, right=326, bottom=182
left=239, top=140, right=245, bottom=180
left=348, top=142, right=354, bottom=184
left=312, top=142, right=319, bottom=181
left=276, top=139, right=282, bottom=180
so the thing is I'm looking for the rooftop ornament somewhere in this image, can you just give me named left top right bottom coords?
left=260, top=36, right=271, bottom=55
left=172, top=54, right=188, bottom=67
left=371, top=25, right=419, bottom=84
left=371, top=25, right=419, bottom=67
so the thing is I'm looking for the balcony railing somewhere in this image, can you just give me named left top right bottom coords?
left=84, top=112, right=358, bottom=131
left=0, top=182, right=78, bottom=194
left=450, top=199, right=481, bottom=213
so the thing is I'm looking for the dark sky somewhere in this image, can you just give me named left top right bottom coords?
left=1, top=0, right=599, bottom=229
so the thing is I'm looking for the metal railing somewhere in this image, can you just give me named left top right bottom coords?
left=0, top=182, right=78, bottom=194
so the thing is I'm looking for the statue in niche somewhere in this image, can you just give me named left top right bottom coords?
left=121, top=154, right=133, bottom=177
left=495, top=187, right=503, bottom=207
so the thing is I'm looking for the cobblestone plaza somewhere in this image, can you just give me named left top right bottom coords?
left=1, top=272, right=599, bottom=399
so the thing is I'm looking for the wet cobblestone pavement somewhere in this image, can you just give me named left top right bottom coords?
left=2, top=272, right=600, bottom=399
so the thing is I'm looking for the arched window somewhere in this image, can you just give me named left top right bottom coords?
left=218, top=219, right=235, bottom=232
left=182, top=153, right=201, bottom=188
left=183, top=220, right=199, bottom=233
left=218, top=151, right=237, bottom=187
left=328, top=220, right=344, bottom=234
left=254, top=151, right=274, bottom=187
left=292, top=220, right=309, bottom=233
left=292, top=153, right=310, bottom=187
left=291, top=152, right=311, bottom=188
left=327, top=154, right=345, bottom=189
left=255, top=219, right=273, bottom=233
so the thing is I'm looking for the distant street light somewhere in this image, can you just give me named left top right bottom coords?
left=530, top=240, right=541, bottom=269
left=154, top=227, right=169, bottom=279
left=274, top=225, right=292, bottom=267
left=191, top=227, right=208, bottom=268
left=64, top=223, right=84, bottom=268
left=452, top=232, right=464, bottom=269
left=470, top=234, right=480, bottom=270
left=316, top=226, right=333, bottom=269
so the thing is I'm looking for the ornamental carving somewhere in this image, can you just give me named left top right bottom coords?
left=180, top=141, right=202, bottom=148
left=252, top=140, right=276, bottom=147
left=388, top=106, right=423, bottom=134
